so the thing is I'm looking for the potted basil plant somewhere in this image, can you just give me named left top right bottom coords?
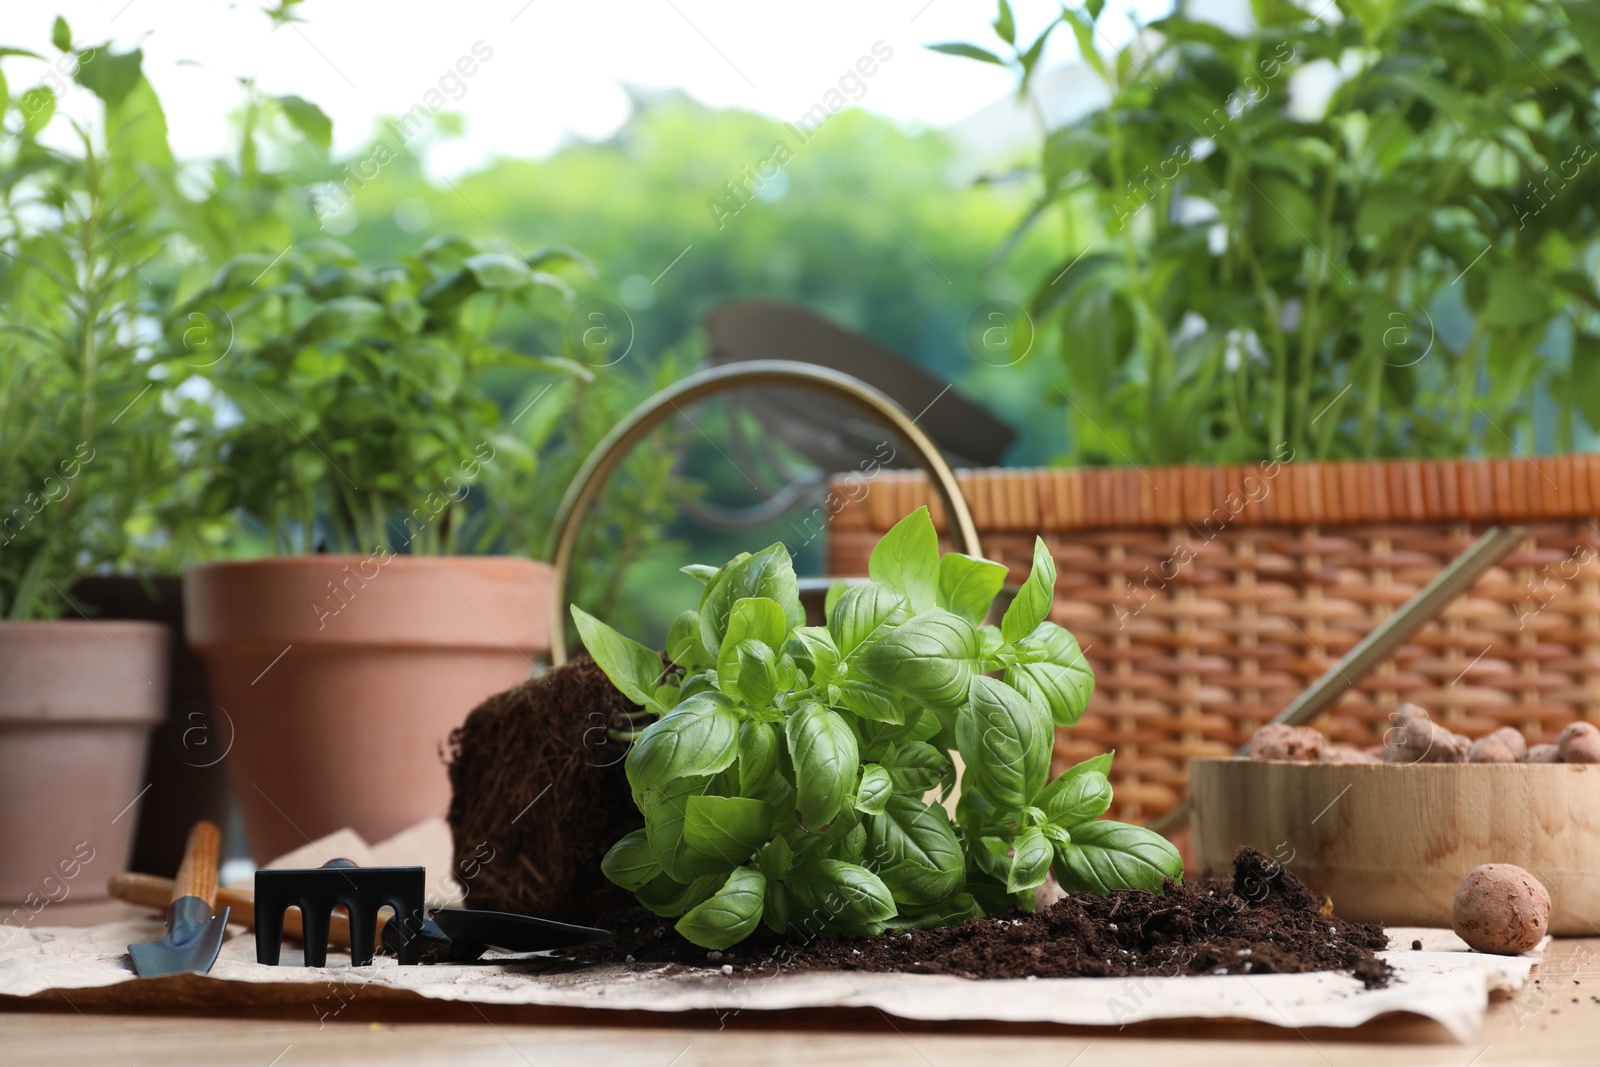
left=574, top=507, right=1181, bottom=949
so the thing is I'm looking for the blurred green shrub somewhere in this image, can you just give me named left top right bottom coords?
left=0, top=28, right=196, bottom=618
left=944, top=0, right=1600, bottom=464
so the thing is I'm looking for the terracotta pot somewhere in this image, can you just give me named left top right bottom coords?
left=70, top=576, right=234, bottom=879
left=0, top=620, right=168, bottom=907
left=184, top=555, right=550, bottom=862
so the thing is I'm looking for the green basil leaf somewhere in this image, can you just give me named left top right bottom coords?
left=639, top=775, right=730, bottom=881
left=858, top=609, right=980, bottom=712
left=600, top=828, right=660, bottom=891
left=835, top=676, right=905, bottom=724
left=789, top=859, right=898, bottom=927
left=678, top=671, right=716, bottom=702
left=757, top=834, right=793, bottom=880
left=886, top=892, right=980, bottom=931
left=666, top=609, right=711, bottom=669
left=625, top=692, right=740, bottom=803
left=867, top=507, right=939, bottom=613
left=738, top=720, right=781, bottom=796
left=1001, top=536, right=1056, bottom=644
left=1058, top=751, right=1113, bottom=780
left=855, top=764, right=893, bottom=815
left=956, top=676, right=1053, bottom=809
left=699, top=544, right=803, bottom=657
left=571, top=605, right=663, bottom=711
left=684, top=795, right=773, bottom=866
left=1006, top=826, right=1053, bottom=893
left=789, top=803, right=862, bottom=863
left=1037, top=767, right=1112, bottom=826
left=967, top=834, right=1012, bottom=883
left=906, top=709, right=944, bottom=745
left=635, top=871, right=722, bottom=918
left=787, top=626, right=840, bottom=686
left=879, top=740, right=948, bottom=793
left=716, top=596, right=789, bottom=701
left=864, top=795, right=965, bottom=906
left=723, top=596, right=789, bottom=651
left=717, top=639, right=774, bottom=704
left=979, top=624, right=1005, bottom=664
left=1004, top=622, right=1095, bottom=727
left=675, top=867, right=767, bottom=949
left=763, top=876, right=791, bottom=934
left=1052, top=820, right=1183, bottom=894
left=828, top=581, right=911, bottom=660
left=786, top=702, right=859, bottom=830
left=681, top=563, right=720, bottom=585
left=823, top=578, right=850, bottom=618
left=937, top=551, right=1008, bottom=624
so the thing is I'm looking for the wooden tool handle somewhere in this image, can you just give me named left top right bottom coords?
left=171, top=821, right=222, bottom=906
left=108, top=871, right=365, bottom=950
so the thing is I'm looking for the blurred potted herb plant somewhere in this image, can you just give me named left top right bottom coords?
left=172, top=231, right=598, bottom=860
left=0, top=28, right=194, bottom=903
left=943, top=0, right=1600, bottom=464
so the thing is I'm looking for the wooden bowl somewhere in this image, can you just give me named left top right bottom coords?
left=1189, top=757, right=1600, bottom=935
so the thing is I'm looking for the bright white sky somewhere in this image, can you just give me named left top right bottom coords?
left=3, top=0, right=1171, bottom=172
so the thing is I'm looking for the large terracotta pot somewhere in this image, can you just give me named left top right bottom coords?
left=184, top=555, right=550, bottom=862
left=0, top=620, right=168, bottom=906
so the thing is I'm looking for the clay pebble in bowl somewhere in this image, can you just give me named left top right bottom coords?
left=1190, top=710, right=1600, bottom=933
left=1558, top=722, right=1600, bottom=763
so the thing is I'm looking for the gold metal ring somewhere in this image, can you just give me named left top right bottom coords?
left=547, top=360, right=983, bottom=664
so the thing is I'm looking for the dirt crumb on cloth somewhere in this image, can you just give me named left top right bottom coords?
left=573, top=847, right=1391, bottom=988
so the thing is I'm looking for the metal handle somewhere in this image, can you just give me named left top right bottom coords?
left=547, top=360, right=984, bottom=665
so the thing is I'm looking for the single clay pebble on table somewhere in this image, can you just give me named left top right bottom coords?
left=1451, top=863, right=1550, bottom=955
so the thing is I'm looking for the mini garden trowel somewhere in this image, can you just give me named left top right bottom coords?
left=126, top=820, right=231, bottom=977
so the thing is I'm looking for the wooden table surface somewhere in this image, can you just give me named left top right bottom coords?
left=5, top=900, right=1599, bottom=1066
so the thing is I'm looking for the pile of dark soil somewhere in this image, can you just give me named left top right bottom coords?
left=446, top=656, right=645, bottom=925
left=573, top=848, right=1391, bottom=988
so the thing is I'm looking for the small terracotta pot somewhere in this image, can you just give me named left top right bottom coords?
left=0, top=620, right=169, bottom=906
left=184, top=555, right=549, bottom=862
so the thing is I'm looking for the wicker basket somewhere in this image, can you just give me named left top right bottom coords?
left=824, top=455, right=1600, bottom=825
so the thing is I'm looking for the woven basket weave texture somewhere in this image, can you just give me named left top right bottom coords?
left=823, top=456, right=1600, bottom=823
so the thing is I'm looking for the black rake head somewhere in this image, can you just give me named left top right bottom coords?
left=254, top=859, right=425, bottom=967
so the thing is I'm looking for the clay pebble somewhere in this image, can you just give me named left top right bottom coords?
left=1384, top=703, right=1469, bottom=764
left=1247, top=723, right=1326, bottom=762
left=1557, top=722, right=1600, bottom=764
left=1451, top=863, right=1550, bottom=955
left=1468, top=726, right=1527, bottom=764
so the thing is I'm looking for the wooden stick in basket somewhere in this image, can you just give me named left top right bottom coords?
left=1149, top=524, right=1529, bottom=837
